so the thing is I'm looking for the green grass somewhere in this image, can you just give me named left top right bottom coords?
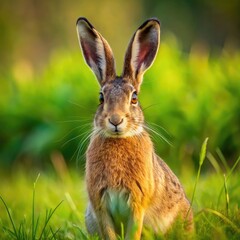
left=0, top=173, right=61, bottom=239
left=1, top=142, right=239, bottom=239
left=0, top=170, right=88, bottom=239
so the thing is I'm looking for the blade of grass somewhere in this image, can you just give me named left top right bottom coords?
left=223, top=174, right=229, bottom=216
left=2, top=226, right=16, bottom=238
left=73, top=224, right=89, bottom=240
left=0, top=195, right=18, bottom=238
left=217, top=155, right=240, bottom=208
left=32, top=173, right=40, bottom=240
left=186, top=137, right=208, bottom=219
left=18, top=220, right=27, bottom=239
left=201, top=208, right=240, bottom=233
left=65, top=192, right=83, bottom=220
left=216, top=148, right=230, bottom=173
left=120, top=222, right=124, bottom=240
left=38, top=200, right=63, bottom=240
left=207, top=152, right=222, bottom=176
left=49, top=226, right=61, bottom=240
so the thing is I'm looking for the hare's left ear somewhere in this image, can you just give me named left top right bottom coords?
left=76, top=17, right=116, bottom=86
left=122, top=19, right=160, bottom=92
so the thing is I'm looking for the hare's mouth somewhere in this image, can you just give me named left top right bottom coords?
left=106, top=127, right=126, bottom=137
left=95, top=117, right=144, bottom=138
left=113, top=125, right=122, bottom=134
left=103, top=125, right=144, bottom=138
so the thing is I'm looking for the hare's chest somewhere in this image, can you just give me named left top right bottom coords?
left=92, top=155, right=135, bottom=189
left=87, top=141, right=140, bottom=185
left=86, top=136, right=153, bottom=203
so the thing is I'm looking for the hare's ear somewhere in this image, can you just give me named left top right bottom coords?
left=76, top=17, right=116, bottom=86
left=122, top=19, right=160, bottom=92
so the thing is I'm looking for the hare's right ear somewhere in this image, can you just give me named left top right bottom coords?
left=76, top=17, right=116, bottom=86
left=122, top=19, right=160, bottom=92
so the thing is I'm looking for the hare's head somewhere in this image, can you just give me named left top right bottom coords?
left=76, top=18, right=160, bottom=138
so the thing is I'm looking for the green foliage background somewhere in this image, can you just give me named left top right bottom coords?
left=0, top=0, right=240, bottom=173
left=1, top=38, right=240, bottom=173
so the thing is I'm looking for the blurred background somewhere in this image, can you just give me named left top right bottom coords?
left=0, top=0, right=240, bottom=174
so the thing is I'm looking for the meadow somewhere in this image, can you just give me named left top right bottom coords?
left=0, top=152, right=239, bottom=239
left=0, top=37, right=240, bottom=239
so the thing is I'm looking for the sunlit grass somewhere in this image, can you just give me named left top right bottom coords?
left=0, top=169, right=88, bottom=239
left=0, top=151, right=239, bottom=239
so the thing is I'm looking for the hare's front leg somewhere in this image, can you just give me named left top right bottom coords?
left=95, top=207, right=118, bottom=240
left=126, top=206, right=145, bottom=240
left=85, top=203, right=99, bottom=235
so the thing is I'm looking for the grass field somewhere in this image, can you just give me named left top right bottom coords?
left=1, top=143, right=239, bottom=239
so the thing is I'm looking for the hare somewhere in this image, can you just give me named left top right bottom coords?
left=76, top=17, right=193, bottom=239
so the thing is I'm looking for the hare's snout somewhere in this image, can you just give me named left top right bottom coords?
left=109, top=113, right=123, bottom=127
left=106, top=113, right=127, bottom=135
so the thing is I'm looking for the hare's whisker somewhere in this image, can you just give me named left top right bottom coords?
left=67, top=100, right=96, bottom=114
left=142, top=103, right=161, bottom=112
left=144, top=124, right=173, bottom=147
left=62, top=127, right=91, bottom=148
left=71, top=129, right=93, bottom=162
left=58, top=123, right=92, bottom=143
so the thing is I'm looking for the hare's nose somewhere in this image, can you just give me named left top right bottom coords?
left=109, top=114, right=123, bottom=126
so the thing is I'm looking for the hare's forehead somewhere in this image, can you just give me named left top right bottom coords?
left=102, top=81, right=134, bottom=97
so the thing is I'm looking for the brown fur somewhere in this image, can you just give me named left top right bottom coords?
left=76, top=17, right=194, bottom=239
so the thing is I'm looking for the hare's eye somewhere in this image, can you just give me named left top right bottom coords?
left=131, top=91, right=138, bottom=105
left=99, top=92, right=104, bottom=104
